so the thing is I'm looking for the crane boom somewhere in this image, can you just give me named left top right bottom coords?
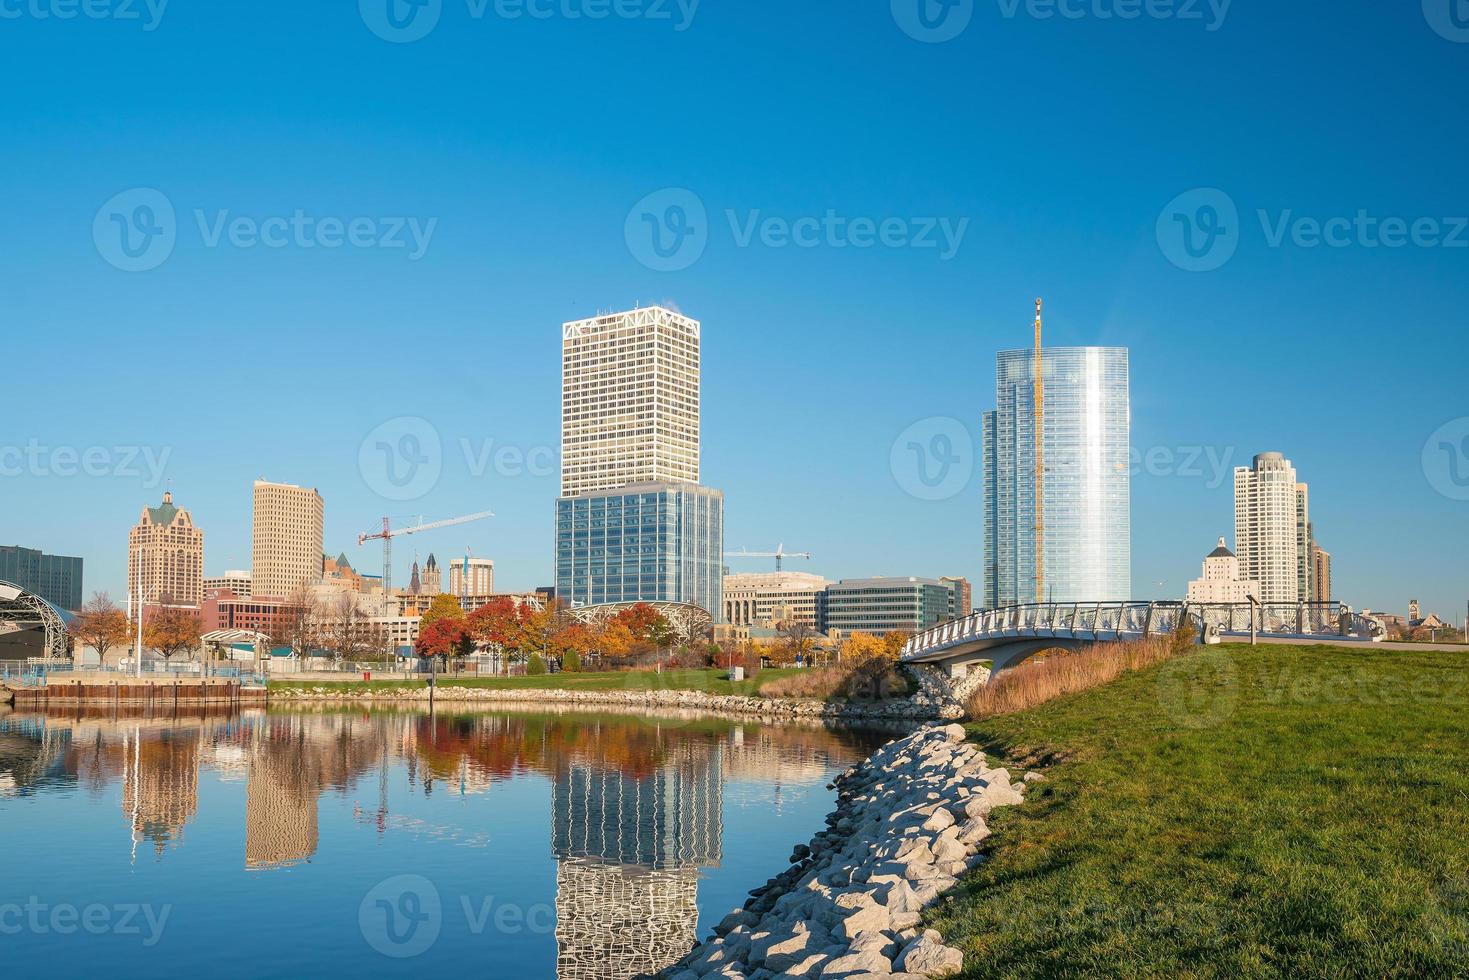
left=1033, top=297, right=1045, bottom=602
left=724, top=544, right=813, bottom=573
left=357, top=510, right=494, bottom=596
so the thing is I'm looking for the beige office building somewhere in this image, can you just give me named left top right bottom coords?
left=128, top=491, right=205, bottom=607
left=1186, top=537, right=1260, bottom=604
left=723, top=572, right=830, bottom=628
left=1312, top=544, right=1332, bottom=602
left=561, top=306, right=701, bottom=496
left=251, top=480, right=324, bottom=600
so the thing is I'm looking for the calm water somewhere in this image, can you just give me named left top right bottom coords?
left=0, top=705, right=894, bottom=978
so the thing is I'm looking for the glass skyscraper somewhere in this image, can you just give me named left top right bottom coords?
left=982, top=347, right=1130, bottom=608
left=555, top=482, right=723, bottom=617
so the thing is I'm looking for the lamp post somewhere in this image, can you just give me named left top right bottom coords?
left=1246, top=594, right=1260, bottom=646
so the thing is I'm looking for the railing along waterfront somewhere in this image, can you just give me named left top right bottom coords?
left=901, top=601, right=1383, bottom=662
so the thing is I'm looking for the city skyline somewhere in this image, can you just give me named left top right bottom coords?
left=2, top=11, right=1465, bottom=618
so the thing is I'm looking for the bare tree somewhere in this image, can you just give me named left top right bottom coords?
left=272, top=584, right=323, bottom=663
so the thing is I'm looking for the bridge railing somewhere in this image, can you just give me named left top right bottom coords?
left=902, top=600, right=1380, bottom=660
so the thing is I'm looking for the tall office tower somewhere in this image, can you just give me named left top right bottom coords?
left=251, top=480, right=324, bottom=600
left=561, top=306, right=701, bottom=497
left=128, top=491, right=205, bottom=608
left=448, top=557, right=495, bottom=596
left=1312, top=543, right=1332, bottom=602
left=981, top=347, right=1131, bottom=608
left=1297, top=490, right=1315, bottom=602
left=556, top=306, right=724, bottom=620
left=1233, top=452, right=1305, bottom=604
left=0, top=545, right=84, bottom=611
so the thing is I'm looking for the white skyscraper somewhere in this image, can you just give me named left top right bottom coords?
left=560, top=306, right=701, bottom=496
left=1233, top=453, right=1307, bottom=604
left=252, top=480, right=324, bottom=600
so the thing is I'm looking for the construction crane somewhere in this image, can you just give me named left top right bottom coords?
left=724, top=544, right=813, bottom=573
left=1033, top=297, right=1045, bottom=602
left=358, top=511, right=494, bottom=596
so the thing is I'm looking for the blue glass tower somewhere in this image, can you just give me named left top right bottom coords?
left=982, top=347, right=1131, bottom=608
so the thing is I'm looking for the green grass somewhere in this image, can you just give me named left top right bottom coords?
left=930, top=643, right=1469, bottom=978
left=268, top=667, right=802, bottom=697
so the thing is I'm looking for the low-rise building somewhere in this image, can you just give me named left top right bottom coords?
left=722, top=572, right=830, bottom=628
left=203, top=570, right=252, bottom=598
left=1186, top=537, right=1261, bottom=605
left=822, top=577, right=957, bottom=636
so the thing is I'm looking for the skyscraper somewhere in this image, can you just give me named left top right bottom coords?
left=555, top=306, right=724, bottom=620
left=1312, top=543, right=1332, bottom=602
left=561, top=306, right=701, bottom=497
left=981, top=346, right=1131, bottom=608
left=128, top=491, right=205, bottom=607
left=1233, top=452, right=1306, bottom=604
left=251, top=480, right=324, bottom=600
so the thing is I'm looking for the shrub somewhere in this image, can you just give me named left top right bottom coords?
left=527, top=653, right=547, bottom=676
left=562, top=650, right=581, bottom=673
left=759, top=656, right=910, bottom=701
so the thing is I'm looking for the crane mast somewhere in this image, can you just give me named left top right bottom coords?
left=1033, top=298, right=1045, bottom=602
left=358, top=510, right=494, bottom=597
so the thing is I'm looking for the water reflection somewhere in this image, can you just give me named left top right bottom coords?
left=0, top=706, right=894, bottom=979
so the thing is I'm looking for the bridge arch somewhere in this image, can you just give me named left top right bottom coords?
left=0, top=580, right=70, bottom=661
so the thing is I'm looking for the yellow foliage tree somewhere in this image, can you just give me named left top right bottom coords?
left=838, top=632, right=888, bottom=663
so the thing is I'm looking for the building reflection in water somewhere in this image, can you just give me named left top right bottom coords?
left=551, top=737, right=723, bottom=980
left=1, top=706, right=887, bottom=976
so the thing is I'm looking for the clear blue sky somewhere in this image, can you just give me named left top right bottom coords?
left=2, top=0, right=1465, bottom=619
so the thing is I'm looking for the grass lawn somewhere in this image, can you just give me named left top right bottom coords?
left=930, top=643, right=1469, bottom=978
left=268, top=667, right=802, bottom=697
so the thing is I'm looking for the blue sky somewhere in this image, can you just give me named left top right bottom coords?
left=2, top=0, right=1466, bottom=619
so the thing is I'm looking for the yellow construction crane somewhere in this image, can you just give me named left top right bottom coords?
left=1033, top=297, right=1045, bottom=602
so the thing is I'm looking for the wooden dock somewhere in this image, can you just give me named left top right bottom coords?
left=5, top=674, right=266, bottom=709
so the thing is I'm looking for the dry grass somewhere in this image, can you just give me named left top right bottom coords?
left=759, top=659, right=911, bottom=701
left=966, top=636, right=1180, bottom=718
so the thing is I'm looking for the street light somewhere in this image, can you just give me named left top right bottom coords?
left=1246, top=594, right=1260, bottom=646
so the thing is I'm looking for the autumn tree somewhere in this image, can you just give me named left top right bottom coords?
left=420, top=594, right=466, bottom=633
left=144, top=606, right=202, bottom=663
left=467, top=596, right=523, bottom=650
left=839, top=631, right=888, bottom=664
left=272, top=584, right=323, bottom=659
left=416, top=617, right=470, bottom=668
left=67, top=592, right=131, bottom=666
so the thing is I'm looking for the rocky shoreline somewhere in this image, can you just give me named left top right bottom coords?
left=657, top=724, right=1034, bottom=979
left=268, top=685, right=964, bottom=722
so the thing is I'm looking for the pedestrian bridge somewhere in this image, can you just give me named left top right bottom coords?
left=901, top=601, right=1383, bottom=675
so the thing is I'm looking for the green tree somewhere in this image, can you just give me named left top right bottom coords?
left=527, top=652, right=547, bottom=676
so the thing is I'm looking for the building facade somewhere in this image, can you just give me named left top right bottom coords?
left=203, top=570, right=252, bottom=598
left=561, top=307, right=701, bottom=497
left=1186, top=537, right=1260, bottom=604
left=981, top=346, right=1131, bottom=609
left=940, top=576, right=973, bottom=618
left=555, top=483, right=723, bottom=617
left=822, top=577, right=957, bottom=635
left=251, top=480, right=324, bottom=600
left=722, top=572, right=830, bottom=629
left=447, top=557, right=495, bottom=597
left=0, top=545, right=83, bottom=611
left=1312, top=543, right=1331, bottom=602
left=128, top=492, right=205, bottom=608
left=1234, top=453, right=1309, bottom=604
left=421, top=554, right=442, bottom=594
